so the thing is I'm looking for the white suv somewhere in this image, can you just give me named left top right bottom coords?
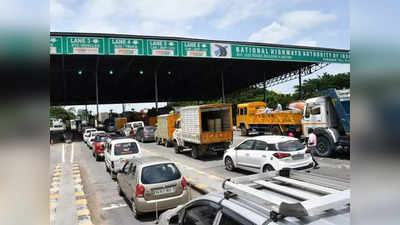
left=104, top=138, right=143, bottom=179
left=223, top=135, right=313, bottom=173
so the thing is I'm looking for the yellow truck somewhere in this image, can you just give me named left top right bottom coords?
left=173, top=104, right=233, bottom=159
left=114, top=117, right=128, bottom=134
left=155, top=113, right=180, bottom=147
left=236, top=101, right=302, bottom=136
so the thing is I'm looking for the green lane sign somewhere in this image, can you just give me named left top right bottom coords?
left=108, top=38, right=144, bottom=55
left=66, top=37, right=105, bottom=55
left=146, top=40, right=179, bottom=56
left=49, top=35, right=349, bottom=63
left=49, top=36, right=63, bottom=54
left=181, top=41, right=211, bottom=57
left=231, top=44, right=350, bottom=63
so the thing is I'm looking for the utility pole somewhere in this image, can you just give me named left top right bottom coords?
left=263, top=72, right=266, bottom=102
left=298, top=69, right=302, bottom=99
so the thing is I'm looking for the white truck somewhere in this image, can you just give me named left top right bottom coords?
left=173, top=104, right=233, bottom=159
left=302, top=89, right=350, bottom=157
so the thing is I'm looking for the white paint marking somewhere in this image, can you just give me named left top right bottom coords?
left=102, top=203, right=128, bottom=211
left=70, top=143, right=74, bottom=163
left=62, top=144, right=65, bottom=163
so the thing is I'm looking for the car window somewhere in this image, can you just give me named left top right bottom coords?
left=144, top=126, right=156, bottom=132
left=267, top=144, right=277, bottom=151
left=219, top=209, right=254, bottom=225
left=114, top=142, right=139, bottom=155
left=141, top=163, right=181, bottom=184
left=236, top=140, right=255, bottom=150
left=183, top=205, right=218, bottom=225
left=123, top=162, right=132, bottom=173
left=253, top=140, right=267, bottom=150
left=277, top=140, right=305, bottom=151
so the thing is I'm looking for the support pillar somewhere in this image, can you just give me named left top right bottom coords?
left=221, top=71, right=225, bottom=103
left=298, top=69, right=302, bottom=99
left=154, top=62, right=160, bottom=112
left=263, top=72, right=266, bottom=102
left=95, top=57, right=100, bottom=123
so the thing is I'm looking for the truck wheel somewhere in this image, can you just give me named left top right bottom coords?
left=174, top=142, right=181, bottom=153
left=316, top=136, right=334, bottom=157
left=241, top=128, right=248, bottom=136
left=191, top=145, right=200, bottom=159
left=164, top=140, right=170, bottom=147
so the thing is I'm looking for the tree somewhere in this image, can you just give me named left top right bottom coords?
left=294, top=72, right=350, bottom=99
left=50, top=106, right=75, bottom=121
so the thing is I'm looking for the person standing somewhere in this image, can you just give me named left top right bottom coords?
left=307, top=128, right=320, bottom=169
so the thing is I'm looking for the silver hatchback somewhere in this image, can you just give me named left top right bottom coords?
left=117, top=156, right=189, bottom=218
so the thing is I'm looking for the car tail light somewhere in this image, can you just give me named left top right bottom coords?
left=181, top=177, right=187, bottom=190
left=273, top=152, right=291, bottom=159
left=136, top=184, right=145, bottom=197
left=306, top=148, right=311, bottom=154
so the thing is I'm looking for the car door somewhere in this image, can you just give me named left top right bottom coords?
left=234, top=140, right=256, bottom=170
left=119, top=162, right=131, bottom=194
left=126, top=164, right=137, bottom=200
left=248, top=140, right=268, bottom=169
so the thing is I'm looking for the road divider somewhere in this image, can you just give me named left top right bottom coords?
left=72, top=163, right=94, bottom=225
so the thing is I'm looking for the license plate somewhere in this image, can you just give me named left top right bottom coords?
left=153, top=187, right=175, bottom=196
left=120, top=159, right=128, bottom=163
left=292, top=154, right=304, bottom=160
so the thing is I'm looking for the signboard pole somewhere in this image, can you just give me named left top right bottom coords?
left=62, top=55, right=66, bottom=106
left=154, top=62, right=161, bottom=112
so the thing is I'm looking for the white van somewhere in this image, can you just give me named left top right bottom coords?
left=104, top=138, right=143, bottom=179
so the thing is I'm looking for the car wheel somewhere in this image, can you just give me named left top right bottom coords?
left=315, top=136, right=334, bottom=157
left=225, top=157, right=235, bottom=171
left=191, top=145, right=200, bottom=159
left=263, top=165, right=275, bottom=172
left=92, top=152, right=95, bottom=157
left=105, top=164, right=110, bottom=173
left=95, top=154, right=100, bottom=162
left=111, top=171, right=117, bottom=180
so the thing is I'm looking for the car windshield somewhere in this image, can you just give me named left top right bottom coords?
left=277, top=140, right=305, bottom=151
left=141, top=163, right=181, bottom=184
left=114, top=142, right=139, bottom=155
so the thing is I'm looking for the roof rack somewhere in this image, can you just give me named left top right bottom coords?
left=222, top=169, right=350, bottom=221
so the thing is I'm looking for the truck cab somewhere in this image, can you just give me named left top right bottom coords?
left=302, top=89, right=350, bottom=157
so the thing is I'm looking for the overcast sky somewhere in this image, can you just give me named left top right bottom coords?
left=51, top=0, right=350, bottom=113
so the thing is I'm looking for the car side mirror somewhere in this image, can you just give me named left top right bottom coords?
left=169, top=214, right=179, bottom=225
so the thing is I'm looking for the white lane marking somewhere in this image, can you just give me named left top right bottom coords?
left=70, top=143, right=74, bottom=163
left=102, top=203, right=128, bottom=211
left=62, top=144, right=65, bottom=163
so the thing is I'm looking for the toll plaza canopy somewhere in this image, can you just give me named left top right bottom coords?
left=50, top=32, right=350, bottom=106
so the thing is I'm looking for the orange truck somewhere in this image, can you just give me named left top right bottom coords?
left=236, top=101, right=302, bottom=136
left=154, top=113, right=180, bottom=147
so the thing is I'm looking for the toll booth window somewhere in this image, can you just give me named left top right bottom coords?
left=243, top=107, right=247, bottom=115
left=311, top=107, right=321, bottom=115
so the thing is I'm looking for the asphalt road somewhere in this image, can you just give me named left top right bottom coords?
left=49, top=132, right=350, bottom=225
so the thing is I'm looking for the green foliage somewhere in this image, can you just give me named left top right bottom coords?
left=169, top=72, right=349, bottom=109
left=294, top=72, right=350, bottom=99
left=50, top=106, right=76, bottom=121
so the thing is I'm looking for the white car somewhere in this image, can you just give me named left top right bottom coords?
left=83, top=128, right=97, bottom=143
left=87, top=131, right=106, bottom=148
left=223, top=135, right=314, bottom=173
left=104, top=138, right=143, bottom=179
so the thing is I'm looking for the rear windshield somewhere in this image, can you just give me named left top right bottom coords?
left=277, top=140, right=305, bottom=151
left=114, top=142, right=139, bottom=155
left=144, top=126, right=156, bottom=132
left=141, top=163, right=181, bottom=184
left=95, top=136, right=107, bottom=141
